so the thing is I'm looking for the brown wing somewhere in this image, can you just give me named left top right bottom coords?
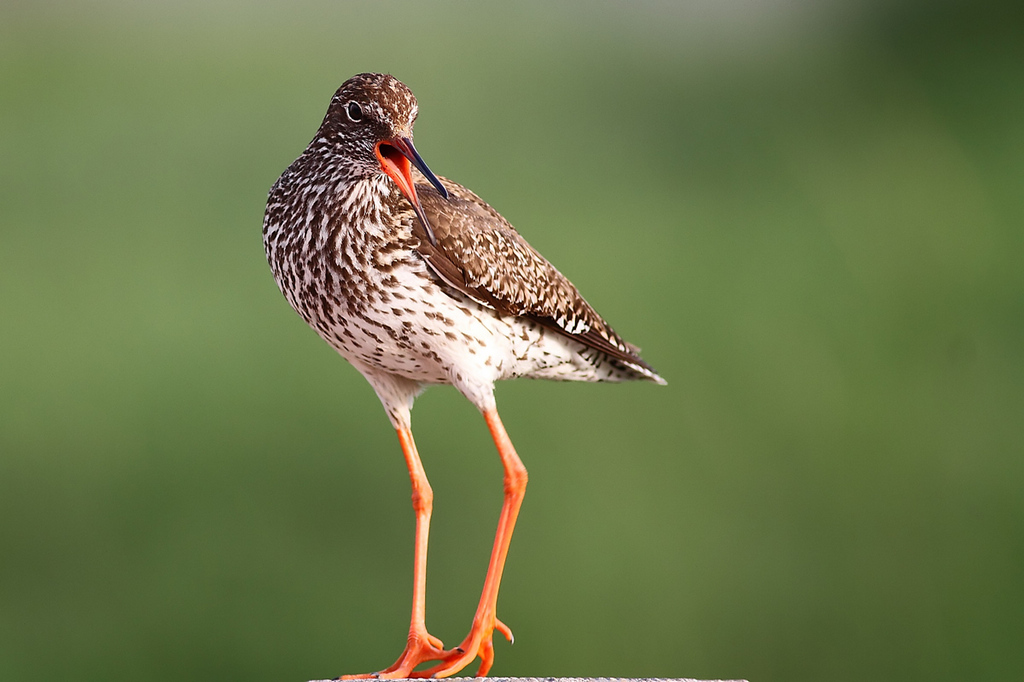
left=412, top=180, right=662, bottom=380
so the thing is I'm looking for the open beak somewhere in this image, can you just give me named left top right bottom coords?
left=375, top=137, right=448, bottom=245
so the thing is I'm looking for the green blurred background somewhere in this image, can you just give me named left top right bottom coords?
left=2, top=1, right=1022, bottom=681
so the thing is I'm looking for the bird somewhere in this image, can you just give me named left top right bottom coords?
left=262, top=72, right=665, bottom=678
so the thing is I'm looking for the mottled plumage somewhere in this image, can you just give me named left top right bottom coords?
left=262, top=73, right=663, bottom=678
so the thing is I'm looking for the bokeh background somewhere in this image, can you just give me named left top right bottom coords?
left=2, top=1, right=1022, bottom=681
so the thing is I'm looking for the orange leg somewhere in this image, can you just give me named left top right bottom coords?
left=340, top=425, right=446, bottom=679
left=416, top=407, right=528, bottom=678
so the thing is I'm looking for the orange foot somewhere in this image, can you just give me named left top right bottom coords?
left=337, top=628, right=446, bottom=680
left=413, top=615, right=514, bottom=678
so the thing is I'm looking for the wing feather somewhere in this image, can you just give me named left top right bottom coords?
left=412, top=181, right=662, bottom=381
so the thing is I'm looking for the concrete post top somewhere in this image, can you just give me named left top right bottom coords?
left=311, top=678, right=748, bottom=682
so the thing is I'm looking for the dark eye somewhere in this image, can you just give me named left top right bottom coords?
left=346, top=102, right=363, bottom=122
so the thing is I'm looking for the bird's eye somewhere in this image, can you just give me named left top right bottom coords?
left=346, top=102, right=363, bottom=122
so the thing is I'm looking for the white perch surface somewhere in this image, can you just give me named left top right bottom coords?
left=311, top=678, right=748, bottom=682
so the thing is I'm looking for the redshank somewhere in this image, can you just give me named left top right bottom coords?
left=263, top=72, right=664, bottom=678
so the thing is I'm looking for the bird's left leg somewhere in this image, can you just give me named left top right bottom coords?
left=416, top=407, right=526, bottom=678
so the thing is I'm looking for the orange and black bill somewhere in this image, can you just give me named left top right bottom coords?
left=375, top=137, right=448, bottom=245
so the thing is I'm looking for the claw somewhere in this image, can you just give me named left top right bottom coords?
left=494, top=617, right=514, bottom=644
left=337, top=629, right=447, bottom=680
left=413, top=613, right=515, bottom=678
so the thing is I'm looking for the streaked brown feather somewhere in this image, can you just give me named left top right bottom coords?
left=412, top=180, right=660, bottom=378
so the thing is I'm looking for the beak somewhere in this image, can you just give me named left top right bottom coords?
left=375, top=137, right=448, bottom=245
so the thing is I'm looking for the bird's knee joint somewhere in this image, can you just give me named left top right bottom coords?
left=410, top=484, right=433, bottom=513
left=503, top=467, right=528, bottom=496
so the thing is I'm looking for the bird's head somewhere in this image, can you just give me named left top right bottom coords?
left=319, top=73, right=448, bottom=242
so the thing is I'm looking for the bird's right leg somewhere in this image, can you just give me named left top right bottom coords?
left=339, top=425, right=445, bottom=679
